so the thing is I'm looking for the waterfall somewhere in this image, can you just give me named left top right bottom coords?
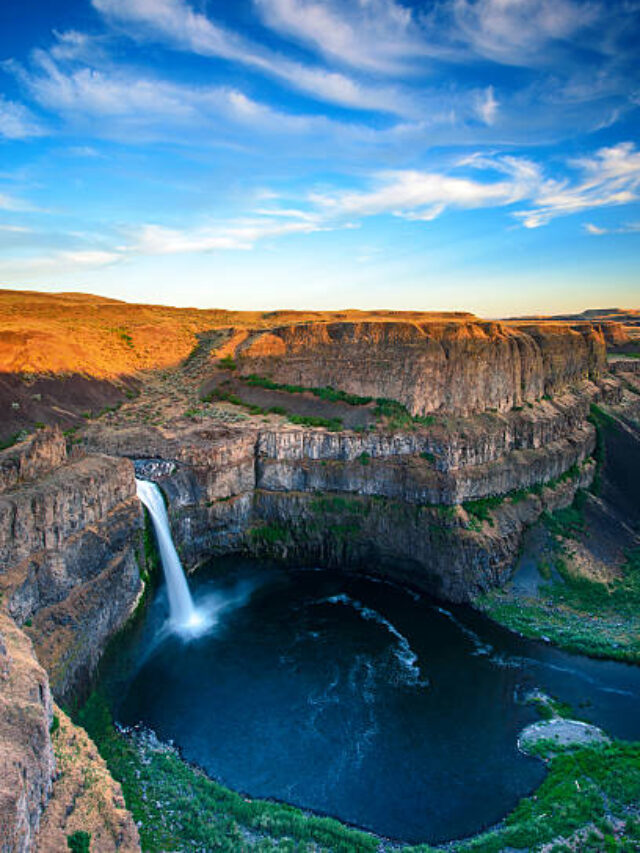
left=136, top=478, right=203, bottom=633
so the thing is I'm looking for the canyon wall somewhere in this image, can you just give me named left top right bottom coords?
left=0, top=428, right=144, bottom=701
left=0, top=612, right=54, bottom=853
left=227, top=320, right=606, bottom=417
left=0, top=428, right=145, bottom=850
left=83, top=379, right=613, bottom=602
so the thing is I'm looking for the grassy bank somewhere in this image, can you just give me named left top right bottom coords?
left=74, top=692, right=640, bottom=853
left=409, top=740, right=640, bottom=853
left=77, top=693, right=379, bottom=852
left=477, top=494, right=640, bottom=663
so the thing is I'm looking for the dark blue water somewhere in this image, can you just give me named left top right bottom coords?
left=102, top=558, right=640, bottom=844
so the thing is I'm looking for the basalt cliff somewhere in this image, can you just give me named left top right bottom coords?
left=1, top=294, right=638, bottom=851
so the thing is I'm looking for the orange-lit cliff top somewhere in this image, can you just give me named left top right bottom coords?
left=0, top=288, right=479, bottom=377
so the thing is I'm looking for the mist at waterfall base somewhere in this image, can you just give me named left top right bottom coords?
left=101, top=557, right=640, bottom=845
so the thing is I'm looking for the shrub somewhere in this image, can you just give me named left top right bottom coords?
left=288, top=414, right=343, bottom=431
left=218, top=355, right=237, bottom=370
left=462, top=496, right=503, bottom=528
left=67, top=831, right=91, bottom=852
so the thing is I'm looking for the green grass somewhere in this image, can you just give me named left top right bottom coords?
left=72, top=690, right=640, bottom=851
left=374, top=398, right=435, bottom=429
left=542, top=489, right=588, bottom=539
left=404, top=742, right=640, bottom=852
left=588, top=403, right=616, bottom=495
left=248, top=522, right=290, bottom=545
left=526, top=693, right=575, bottom=722
left=447, top=741, right=640, bottom=853
left=112, top=326, right=134, bottom=349
left=76, top=693, right=379, bottom=852
left=203, top=387, right=343, bottom=431
left=478, top=544, right=640, bottom=663
left=0, top=432, right=23, bottom=450
left=462, top=496, right=504, bottom=529
left=219, top=355, right=237, bottom=370
left=288, top=414, right=343, bottom=430
left=240, top=375, right=439, bottom=431
left=243, top=375, right=373, bottom=406
left=140, top=507, right=161, bottom=585
left=310, top=495, right=365, bottom=514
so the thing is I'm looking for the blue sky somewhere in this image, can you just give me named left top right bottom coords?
left=0, top=0, right=638, bottom=315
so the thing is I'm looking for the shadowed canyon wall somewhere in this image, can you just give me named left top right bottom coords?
left=0, top=428, right=144, bottom=702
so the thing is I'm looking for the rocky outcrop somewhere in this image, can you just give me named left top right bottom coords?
left=514, top=323, right=606, bottom=395
left=0, top=429, right=144, bottom=701
left=0, top=426, right=66, bottom=494
left=224, top=320, right=606, bottom=417
left=36, top=708, right=139, bottom=852
left=610, top=359, right=640, bottom=375
left=256, top=424, right=594, bottom=505
left=0, top=613, right=54, bottom=853
left=248, top=463, right=593, bottom=600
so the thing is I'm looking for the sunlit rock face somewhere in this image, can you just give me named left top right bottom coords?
left=229, top=320, right=606, bottom=417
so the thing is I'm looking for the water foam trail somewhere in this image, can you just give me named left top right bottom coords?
left=437, top=608, right=638, bottom=696
left=323, top=594, right=428, bottom=687
left=435, top=606, right=494, bottom=658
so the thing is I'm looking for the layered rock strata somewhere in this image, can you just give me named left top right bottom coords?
left=82, top=380, right=608, bottom=601
left=224, top=320, right=606, bottom=417
left=0, top=428, right=144, bottom=700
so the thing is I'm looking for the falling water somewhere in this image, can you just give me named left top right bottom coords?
left=136, top=478, right=204, bottom=634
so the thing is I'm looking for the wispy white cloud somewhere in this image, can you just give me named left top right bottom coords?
left=0, top=248, right=121, bottom=277
left=7, top=49, right=432, bottom=149
left=91, top=0, right=417, bottom=116
left=49, top=29, right=108, bottom=63
left=254, top=0, right=428, bottom=74
left=0, top=191, right=37, bottom=211
left=8, top=51, right=319, bottom=135
left=310, top=154, right=542, bottom=220
left=126, top=216, right=325, bottom=254
left=474, top=86, right=499, bottom=125
left=114, top=143, right=640, bottom=260
left=0, top=224, right=32, bottom=233
left=450, top=0, right=602, bottom=67
left=584, top=220, right=640, bottom=235
left=0, top=95, right=46, bottom=139
left=302, top=142, right=640, bottom=228
left=516, top=142, right=640, bottom=227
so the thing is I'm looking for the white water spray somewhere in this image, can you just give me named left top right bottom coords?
left=136, top=478, right=205, bottom=636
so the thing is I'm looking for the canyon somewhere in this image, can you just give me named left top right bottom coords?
left=0, top=293, right=639, bottom=850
